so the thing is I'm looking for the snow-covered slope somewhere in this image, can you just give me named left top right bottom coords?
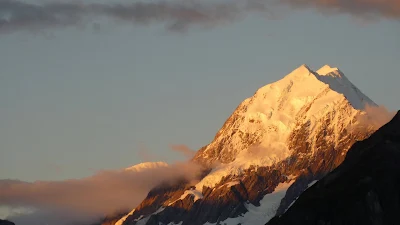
left=204, top=180, right=295, bottom=225
left=111, top=64, right=377, bottom=225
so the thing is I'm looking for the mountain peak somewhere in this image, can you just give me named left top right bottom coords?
left=194, top=63, right=375, bottom=167
left=317, top=64, right=341, bottom=75
left=299, top=63, right=311, bottom=70
left=125, top=162, right=168, bottom=172
left=268, top=63, right=373, bottom=109
left=286, top=64, right=314, bottom=78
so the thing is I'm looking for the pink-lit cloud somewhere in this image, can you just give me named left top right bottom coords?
left=0, top=161, right=202, bottom=225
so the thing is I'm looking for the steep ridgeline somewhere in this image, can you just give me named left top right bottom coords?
left=267, top=111, right=400, bottom=225
left=112, top=64, right=378, bottom=225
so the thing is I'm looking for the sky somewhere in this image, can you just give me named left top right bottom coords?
left=0, top=0, right=400, bottom=183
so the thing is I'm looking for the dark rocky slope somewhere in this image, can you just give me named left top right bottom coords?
left=267, top=111, right=400, bottom=225
left=0, top=220, right=15, bottom=225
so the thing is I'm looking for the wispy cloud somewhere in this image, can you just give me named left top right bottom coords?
left=1, top=0, right=398, bottom=35
left=170, top=144, right=197, bottom=159
left=136, top=142, right=161, bottom=162
left=0, top=161, right=203, bottom=225
left=353, top=104, right=397, bottom=131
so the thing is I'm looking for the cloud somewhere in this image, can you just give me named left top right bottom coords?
left=0, top=0, right=261, bottom=34
left=280, top=0, right=400, bottom=20
left=1, top=0, right=398, bottom=35
left=350, top=104, right=397, bottom=134
left=0, top=161, right=203, bottom=225
left=361, top=104, right=396, bottom=129
left=7, top=208, right=98, bottom=225
left=170, top=144, right=197, bottom=159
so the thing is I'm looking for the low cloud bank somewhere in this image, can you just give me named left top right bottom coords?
left=1, top=161, right=203, bottom=225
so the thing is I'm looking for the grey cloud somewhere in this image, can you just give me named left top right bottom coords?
left=0, top=0, right=399, bottom=34
left=0, top=0, right=250, bottom=34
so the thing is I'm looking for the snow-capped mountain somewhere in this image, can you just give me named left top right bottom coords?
left=105, top=64, right=378, bottom=225
left=194, top=64, right=373, bottom=167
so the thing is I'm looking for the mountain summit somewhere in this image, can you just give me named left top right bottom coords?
left=193, top=64, right=373, bottom=169
left=103, top=64, right=379, bottom=225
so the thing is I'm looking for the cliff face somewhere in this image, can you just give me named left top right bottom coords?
left=267, top=111, right=400, bottom=225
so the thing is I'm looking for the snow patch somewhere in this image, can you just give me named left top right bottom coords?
left=285, top=174, right=297, bottom=180
left=135, top=216, right=150, bottom=225
left=114, top=209, right=135, bottom=225
left=168, top=222, right=183, bottom=225
left=225, top=181, right=240, bottom=188
left=125, top=162, right=168, bottom=172
left=317, top=65, right=340, bottom=76
left=154, top=207, right=165, bottom=214
left=216, top=181, right=295, bottom=225
left=180, top=189, right=203, bottom=202
left=285, top=197, right=298, bottom=213
left=115, top=207, right=165, bottom=225
left=307, top=180, right=318, bottom=188
left=168, top=189, right=203, bottom=206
